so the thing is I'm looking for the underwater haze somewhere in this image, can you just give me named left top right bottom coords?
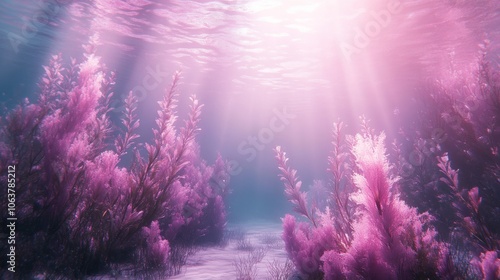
left=1, top=0, right=500, bottom=279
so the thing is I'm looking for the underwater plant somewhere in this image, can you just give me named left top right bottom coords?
left=266, top=258, right=294, bottom=280
left=275, top=48, right=500, bottom=278
left=0, top=42, right=230, bottom=278
left=163, top=146, right=230, bottom=246
left=395, top=43, right=500, bottom=278
left=275, top=124, right=451, bottom=279
left=472, top=251, right=500, bottom=280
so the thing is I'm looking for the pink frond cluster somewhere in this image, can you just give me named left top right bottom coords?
left=164, top=144, right=230, bottom=245
left=141, top=221, right=171, bottom=270
left=397, top=49, right=500, bottom=279
left=115, top=91, right=140, bottom=156
left=275, top=146, right=317, bottom=227
left=327, top=122, right=356, bottom=247
left=0, top=46, right=230, bottom=277
left=438, top=153, right=498, bottom=252
left=472, top=251, right=500, bottom=280
left=276, top=124, right=450, bottom=279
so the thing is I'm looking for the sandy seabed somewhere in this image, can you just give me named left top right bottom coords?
left=170, top=221, right=289, bottom=280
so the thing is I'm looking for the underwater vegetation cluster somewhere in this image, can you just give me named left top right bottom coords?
left=0, top=39, right=499, bottom=280
left=276, top=129, right=451, bottom=279
left=0, top=42, right=230, bottom=278
left=274, top=47, right=500, bottom=280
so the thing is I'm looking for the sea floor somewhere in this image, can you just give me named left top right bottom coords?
left=82, top=220, right=292, bottom=279
left=170, top=220, right=290, bottom=280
